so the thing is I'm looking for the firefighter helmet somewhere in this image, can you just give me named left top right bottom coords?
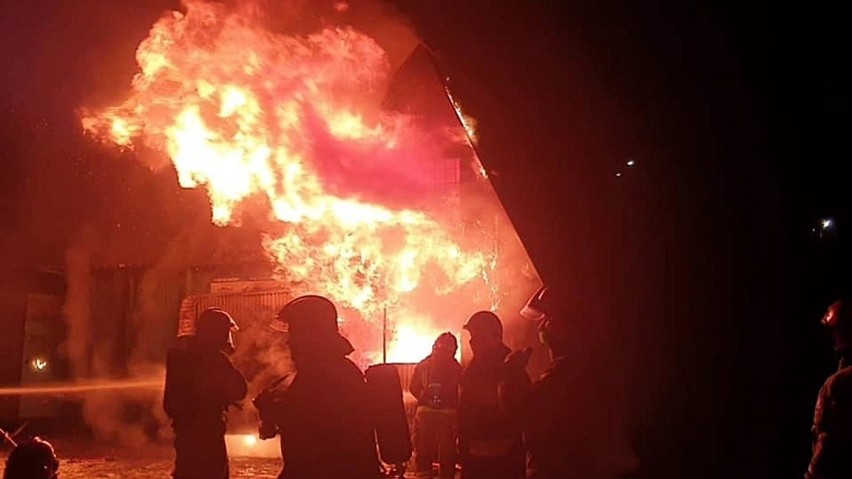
left=463, top=311, right=503, bottom=339
left=275, top=295, right=354, bottom=355
left=196, top=308, right=239, bottom=352
left=3, top=437, right=59, bottom=479
left=433, top=332, right=458, bottom=353
left=823, top=299, right=852, bottom=353
left=520, top=285, right=552, bottom=320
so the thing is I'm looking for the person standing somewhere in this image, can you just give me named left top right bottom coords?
left=164, top=308, right=247, bottom=479
left=457, top=311, right=530, bottom=479
left=253, top=295, right=382, bottom=479
left=410, top=332, right=463, bottom=479
left=805, top=298, right=852, bottom=479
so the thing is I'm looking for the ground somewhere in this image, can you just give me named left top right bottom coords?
left=0, top=439, right=283, bottom=478
left=0, top=438, right=442, bottom=478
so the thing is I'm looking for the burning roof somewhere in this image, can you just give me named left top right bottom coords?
left=80, top=0, right=538, bottom=363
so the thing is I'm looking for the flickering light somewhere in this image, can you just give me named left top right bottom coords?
left=821, top=218, right=834, bottom=230
left=626, top=158, right=636, bottom=167
left=31, top=357, right=48, bottom=372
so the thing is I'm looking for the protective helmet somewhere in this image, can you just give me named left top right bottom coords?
left=520, top=285, right=552, bottom=320
left=3, top=437, right=59, bottom=479
left=463, top=311, right=503, bottom=339
left=433, top=332, right=458, bottom=352
left=195, top=308, right=239, bottom=352
left=274, top=295, right=353, bottom=355
left=822, top=299, right=852, bottom=353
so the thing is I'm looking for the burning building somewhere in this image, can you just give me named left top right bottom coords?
left=3, top=0, right=541, bottom=443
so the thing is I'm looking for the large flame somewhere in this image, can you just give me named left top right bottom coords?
left=82, top=1, right=498, bottom=364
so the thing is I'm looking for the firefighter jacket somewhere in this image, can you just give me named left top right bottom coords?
left=806, top=364, right=852, bottom=479
left=163, top=340, right=247, bottom=433
left=458, top=344, right=531, bottom=459
left=253, top=356, right=382, bottom=479
left=410, top=354, right=463, bottom=409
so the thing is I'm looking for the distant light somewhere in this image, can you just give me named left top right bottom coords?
left=626, top=159, right=636, bottom=167
left=31, top=357, right=48, bottom=372
left=615, top=172, right=623, bottom=178
left=821, top=218, right=834, bottom=230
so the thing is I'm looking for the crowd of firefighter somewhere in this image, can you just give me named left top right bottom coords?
left=4, top=289, right=852, bottom=479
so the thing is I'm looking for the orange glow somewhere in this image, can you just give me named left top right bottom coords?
left=82, top=0, right=504, bottom=363
left=224, top=434, right=279, bottom=458
left=30, top=357, right=49, bottom=372
left=388, top=325, right=460, bottom=363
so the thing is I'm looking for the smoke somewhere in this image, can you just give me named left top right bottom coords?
left=63, top=226, right=95, bottom=379
left=60, top=224, right=165, bottom=445
left=69, top=0, right=541, bottom=444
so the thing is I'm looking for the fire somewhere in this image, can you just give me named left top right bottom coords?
left=388, top=326, right=460, bottom=363
left=224, top=434, right=279, bottom=458
left=82, top=0, right=498, bottom=361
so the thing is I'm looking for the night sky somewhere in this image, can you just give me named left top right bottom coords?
left=1, top=1, right=849, bottom=477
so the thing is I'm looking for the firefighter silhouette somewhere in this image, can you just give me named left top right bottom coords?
left=253, top=295, right=382, bottom=479
left=458, top=311, right=530, bottom=479
left=806, top=299, right=852, bottom=479
left=163, top=308, right=247, bottom=479
left=2, top=437, right=59, bottom=479
left=410, top=332, right=463, bottom=478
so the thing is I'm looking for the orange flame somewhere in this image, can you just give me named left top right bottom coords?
left=82, top=0, right=497, bottom=363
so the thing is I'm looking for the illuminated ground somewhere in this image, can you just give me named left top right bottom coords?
left=0, top=439, right=282, bottom=478
left=0, top=438, right=444, bottom=478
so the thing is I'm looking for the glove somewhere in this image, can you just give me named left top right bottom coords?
left=504, top=347, right=532, bottom=372
left=253, top=389, right=279, bottom=439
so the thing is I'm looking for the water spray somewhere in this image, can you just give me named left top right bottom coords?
left=0, top=379, right=162, bottom=397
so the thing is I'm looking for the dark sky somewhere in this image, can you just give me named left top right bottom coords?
left=0, top=0, right=849, bottom=476
left=394, top=2, right=849, bottom=477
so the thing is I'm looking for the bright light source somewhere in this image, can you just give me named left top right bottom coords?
left=626, top=159, right=636, bottom=167
left=225, top=433, right=279, bottom=458
left=821, top=218, right=834, bottom=230
left=31, top=357, right=48, bottom=372
left=615, top=172, right=623, bottom=178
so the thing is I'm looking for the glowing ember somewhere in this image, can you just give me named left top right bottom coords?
left=82, top=0, right=500, bottom=361
left=445, top=84, right=478, bottom=145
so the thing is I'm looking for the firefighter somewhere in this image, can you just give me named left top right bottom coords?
left=457, top=311, right=531, bottom=479
left=518, top=286, right=593, bottom=478
left=410, top=332, right=464, bottom=479
left=252, top=295, right=381, bottom=479
left=521, top=285, right=640, bottom=478
left=2, top=437, right=59, bottom=479
left=163, top=307, right=248, bottom=479
left=805, top=298, right=852, bottom=479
